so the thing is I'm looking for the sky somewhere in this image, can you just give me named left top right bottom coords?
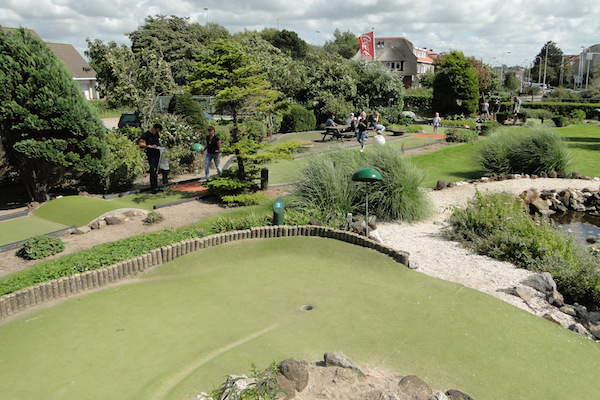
left=0, top=0, right=598, bottom=66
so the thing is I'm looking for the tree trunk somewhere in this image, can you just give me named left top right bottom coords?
left=236, top=150, right=245, bottom=181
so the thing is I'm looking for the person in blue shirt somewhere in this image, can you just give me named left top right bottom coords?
left=325, top=115, right=337, bottom=127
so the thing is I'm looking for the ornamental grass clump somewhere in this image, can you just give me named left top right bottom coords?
left=478, top=127, right=570, bottom=175
left=448, top=192, right=600, bottom=309
left=294, top=146, right=431, bottom=227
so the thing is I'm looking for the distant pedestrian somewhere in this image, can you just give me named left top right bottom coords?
left=204, top=126, right=222, bottom=179
left=432, top=112, right=441, bottom=133
left=512, top=96, right=522, bottom=124
left=491, top=99, right=501, bottom=121
left=357, top=111, right=369, bottom=152
left=138, top=123, right=163, bottom=193
left=372, top=110, right=386, bottom=133
left=481, top=98, right=490, bottom=120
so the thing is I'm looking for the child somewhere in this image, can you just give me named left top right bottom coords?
left=432, top=112, right=441, bottom=133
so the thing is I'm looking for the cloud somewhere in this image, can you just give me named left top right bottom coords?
left=0, top=0, right=598, bottom=65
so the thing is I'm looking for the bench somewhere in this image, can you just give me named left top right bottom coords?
left=322, top=127, right=353, bottom=141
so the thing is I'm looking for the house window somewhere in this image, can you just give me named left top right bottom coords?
left=400, top=61, right=404, bottom=72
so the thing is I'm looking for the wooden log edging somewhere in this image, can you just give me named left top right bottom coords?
left=0, top=225, right=409, bottom=321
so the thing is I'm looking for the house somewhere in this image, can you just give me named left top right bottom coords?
left=353, top=36, right=437, bottom=88
left=571, top=44, right=600, bottom=87
left=1, top=26, right=99, bottom=99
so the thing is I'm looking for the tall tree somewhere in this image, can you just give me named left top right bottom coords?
left=353, top=60, right=404, bottom=110
left=531, top=41, right=564, bottom=87
left=0, top=29, right=107, bottom=201
left=324, top=29, right=359, bottom=59
left=128, top=15, right=229, bottom=84
left=468, top=58, right=498, bottom=94
left=433, top=51, right=480, bottom=115
left=261, top=28, right=308, bottom=59
left=503, top=72, right=520, bottom=92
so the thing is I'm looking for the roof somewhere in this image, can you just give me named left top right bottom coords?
left=353, top=36, right=416, bottom=62
left=45, top=42, right=96, bottom=79
left=417, top=57, right=434, bottom=64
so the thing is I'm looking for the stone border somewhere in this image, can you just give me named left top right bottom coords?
left=0, top=225, right=410, bottom=321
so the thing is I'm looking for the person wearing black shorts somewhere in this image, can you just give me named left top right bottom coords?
left=139, top=123, right=163, bottom=192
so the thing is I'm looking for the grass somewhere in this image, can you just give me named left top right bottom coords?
left=0, top=216, right=67, bottom=246
left=558, top=124, right=600, bottom=177
left=0, top=238, right=598, bottom=400
left=88, top=99, right=130, bottom=119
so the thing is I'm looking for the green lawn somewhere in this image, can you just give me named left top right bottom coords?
left=1, top=237, right=598, bottom=400
left=0, top=216, right=67, bottom=246
left=558, top=124, right=600, bottom=177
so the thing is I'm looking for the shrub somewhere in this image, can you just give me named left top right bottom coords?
left=205, top=174, right=252, bottom=197
left=404, top=95, right=433, bottom=116
left=479, top=127, right=570, bottom=175
left=517, top=101, right=600, bottom=118
left=552, top=115, right=570, bottom=127
left=406, top=125, right=424, bottom=134
left=380, top=104, right=407, bottom=124
left=445, top=129, right=478, bottom=143
left=221, top=193, right=268, bottom=206
left=496, top=112, right=527, bottom=124
left=570, top=109, right=586, bottom=122
left=448, top=192, right=600, bottom=308
left=152, top=113, right=202, bottom=147
left=143, top=211, right=163, bottom=225
left=433, top=50, right=479, bottom=116
left=280, top=105, right=317, bottom=132
left=210, top=213, right=271, bottom=233
left=240, top=116, right=268, bottom=142
left=294, top=147, right=431, bottom=227
left=167, top=92, right=207, bottom=130
left=313, top=92, right=354, bottom=123
left=165, top=145, right=196, bottom=175
left=18, top=236, right=64, bottom=260
left=479, top=121, right=500, bottom=135
left=100, top=131, right=145, bottom=192
left=523, top=109, right=553, bottom=121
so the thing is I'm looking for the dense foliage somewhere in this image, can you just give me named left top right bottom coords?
left=433, top=51, right=480, bottom=116
left=323, top=29, right=359, bottom=59
left=18, top=236, right=64, bottom=260
left=0, top=29, right=107, bottom=201
left=280, top=105, right=317, bottom=132
left=294, top=147, right=431, bottom=227
left=529, top=41, right=565, bottom=87
left=449, top=192, right=600, bottom=308
left=167, top=92, right=207, bottom=130
left=479, top=127, right=571, bottom=175
left=99, top=131, right=145, bottom=192
left=518, top=101, right=600, bottom=118
left=445, top=129, right=478, bottom=143
left=261, top=28, right=308, bottom=59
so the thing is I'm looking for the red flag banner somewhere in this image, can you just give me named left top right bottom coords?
left=359, top=32, right=375, bottom=59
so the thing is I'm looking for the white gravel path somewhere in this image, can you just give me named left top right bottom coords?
left=379, top=178, right=599, bottom=312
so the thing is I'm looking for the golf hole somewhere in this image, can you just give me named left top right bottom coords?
left=301, top=305, right=314, bottom=311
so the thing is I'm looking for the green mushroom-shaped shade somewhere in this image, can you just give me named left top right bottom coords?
left=190, top=143, right=205, bottom=152
left=352, top=168, right=383, bottom=182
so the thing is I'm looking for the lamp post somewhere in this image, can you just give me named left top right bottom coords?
left=351, top=168, right=383, bottom=238
left=203, top=7, right=209, bottom=24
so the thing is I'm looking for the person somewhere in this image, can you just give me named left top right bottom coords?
left=356, top=111, right=369, bottom=152
left=491, top=99, right=501, bottom=121
left=324, top=115, right=337, bottom=127
left=345, top=113, right=357, bottom=132
left=432, top=112, right=441, bottom=133
left=205, top=126, right=222, bottom=179
left=481, top=98, right=490, bottom=120
left=512, top=96, right=522, bottom=124
left=138, top=123, right=163, bottom=193
left=371, top=110, right=386, bottom=133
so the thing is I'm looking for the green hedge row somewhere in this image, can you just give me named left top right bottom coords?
left=502, top=101, right=600, bottom=118
left=404, top=95, right=433, bottom=115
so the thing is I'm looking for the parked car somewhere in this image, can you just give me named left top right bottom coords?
left=117, top=113, right=141, bottom=128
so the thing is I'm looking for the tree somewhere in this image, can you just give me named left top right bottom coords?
left=0, top=29, right=107, bottom=201
left=468, top=58, right=497, bottom=94
left=86, top=39, right=175, bottom=124
left=261, top=28, right=308, bottom=59
left=531, top=41, right=564, bottom=87
left=433, top=51, right=480, bottom=115
left=324, top=29, right=359, bottom=59
left=353, top=60, right=404, bottom=110
left=419, top=70, right=435, bottom=89
left=128, top=15, right=229, bottom=84
left=503, top=72, right=520, bottom=92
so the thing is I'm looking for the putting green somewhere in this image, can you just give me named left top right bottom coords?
left=0, top=216, right=67, bottom=246
left=1, top=238, right=598, bottom=400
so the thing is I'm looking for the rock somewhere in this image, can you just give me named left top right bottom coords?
left=361, top=390, right=397, bottom=400
left=74, top=226, right=91, bottom=234
left=431, top=393, right=449, bottom=400
left=124, top=210, right=145, bottom=217
left=531, top=175, right=539, bottom=179
left=513, top=286, right=537, bottom=303
left=559, top=305, right=577, bottom=317
left=276, top=375, right=297, bottom=400
left=445, top=389, right=475, bottom=400
left=105, top=215, right=126, bottom=225
left=586, top=237, right=597, bottom=244
left=529, top=199, right=554, bottom=215
left=435, top=180, right=448, bottom=190
left=588, top=324, right=600, bottom=340
left=542, top=313, right=562, bottom=325
left=540, top=171, right=548, bottom=178
left=569, top=323, right=592, bottom=338
left=397, top=375, right=433, bottom=400
left=323, top=352, right=362, bottom=373
left=548, top=170, right=558, bottom=178
left=89, top=220, right=100, bottom=230
left=279, top=359, right=309, bottom=392
left=573, top=303, right=589, bottom=320
left=447, top=182, right=456, bottom=188
left=195, top=392, right=213, bottom=400
left=547, top=290, right=565, bottom=307
left=402, top=111, right=416, bottom=119
left=521, top=272, right=556, bottom=294
left=588, top=311, right=600, bottom=323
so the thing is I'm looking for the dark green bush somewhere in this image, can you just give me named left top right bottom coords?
left=143, top=211, right=163, bottom=225
left=101, top=131, right=145, bottom=192
left=153, top=114, right=203, bottom=147
left=210, top=213, right=271, bottom=233
left=380, top=105, right=408, bottom=124
left=479, top=121, right=501, bottom=135
left=404, top=95, right=433, bottom=116
left=570, top=109, right=586, bottom=122
left=280, top=105, right=317, bottom=132
left=18, top=236, right=64, bottom=260
left=445, top=129, right=478, bottom=143
left=552, top=115, right=570, bottom=127
left=523, top=109, right=553, bottom=121
left=221, top=193, right=268, bottom=206
left=165, top=145, right=196, bottom=175
left=517, top=101, right=600, bottom=118
left=205, top=174, right=252, bottom=197
left=167, top=92, right=207, bottom=130
left=294, top=147, right=431, bottom=227
left=448, top=192, right=600, bottom=308
left=479, top=127, right=571, bottom=175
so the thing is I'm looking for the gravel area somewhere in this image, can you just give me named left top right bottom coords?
left=379, top=178, right=599, bottom=313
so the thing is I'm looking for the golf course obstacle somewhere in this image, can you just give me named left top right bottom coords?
left=0, top=225, right=410, bottom=321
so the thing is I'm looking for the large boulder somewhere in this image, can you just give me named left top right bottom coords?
left=547, top=290, right=565, bottom=307
left=323, top=352, right=362, bottom=373
left=521, top=272, right=556, bottom=294
left=446, top=389, right=475, bottom=400
left=588, top=324, right=600, bottom=340
left=397, top=375, right=433, bottom=400
left=105, top=215, right=126, bottom=225
left=279, top=359, right=309, bottom=392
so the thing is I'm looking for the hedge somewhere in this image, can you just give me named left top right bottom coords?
left=404, top=95, right=433, bottom=116
left=280, top=105, right=317, bottom=132
left=502, top=102, right=600, bottom=118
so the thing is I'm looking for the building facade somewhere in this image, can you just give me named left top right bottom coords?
left=353, top=36, right=436, bottom=88
left=572, top=44, right=600, bottom=88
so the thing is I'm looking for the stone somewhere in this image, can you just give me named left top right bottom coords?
left=89, top=220, right=101, bottom=230
left=521, top=272, right=556, bottom=294
left=569, top=323, right=592, bottom=338
left=588, top=311, right=600, bottom=323
left=124, top=209, right=146, bottom=217
left=548, top=170, right=558, bottom=178
left=586, top=237, right=596, bottom=244
left=279, top=359, right=309, bottom=392
left=559, top=305, right=577, bottom=317
left=588, top=324, right=600, bottom=340
left=540, top=171, right=548, bottom=178
left=105, top=215, right=126, bottom=225
left=542, top=313, right=562, bottom=325
left=573, top=303, right=589, bottom=320
left=435, top=180, right=448, bottom=190
left=323, top=352, right=362, bottom=372
left=74, top=226, right=91, bottom=234
left=547, top=290, right=565, bottom=307
left=276, top=375, right=297, bottom=400
left=361, top=390, right=397, bottom=400
left=529, top=199, right=554, bottom=215
left=513, top=286, right=537, bottom=303
left=432, top=392, right=449, bottom=400
left=397, top=375, right=433, bottom=400
left=445, top=389, right=475, bottom=400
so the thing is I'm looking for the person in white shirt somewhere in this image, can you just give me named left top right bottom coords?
left=432, top=112, right=442, bottom=133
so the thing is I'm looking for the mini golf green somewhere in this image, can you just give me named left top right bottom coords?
left=1, top=237, right=598, bottom=400
left=0, top=216, right=67, bottom=246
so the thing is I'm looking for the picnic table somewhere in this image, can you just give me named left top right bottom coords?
left=321, top=125, right=354, bottom=142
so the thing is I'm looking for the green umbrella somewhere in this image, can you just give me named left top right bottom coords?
left=351, top=168, right=383, bottom=237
